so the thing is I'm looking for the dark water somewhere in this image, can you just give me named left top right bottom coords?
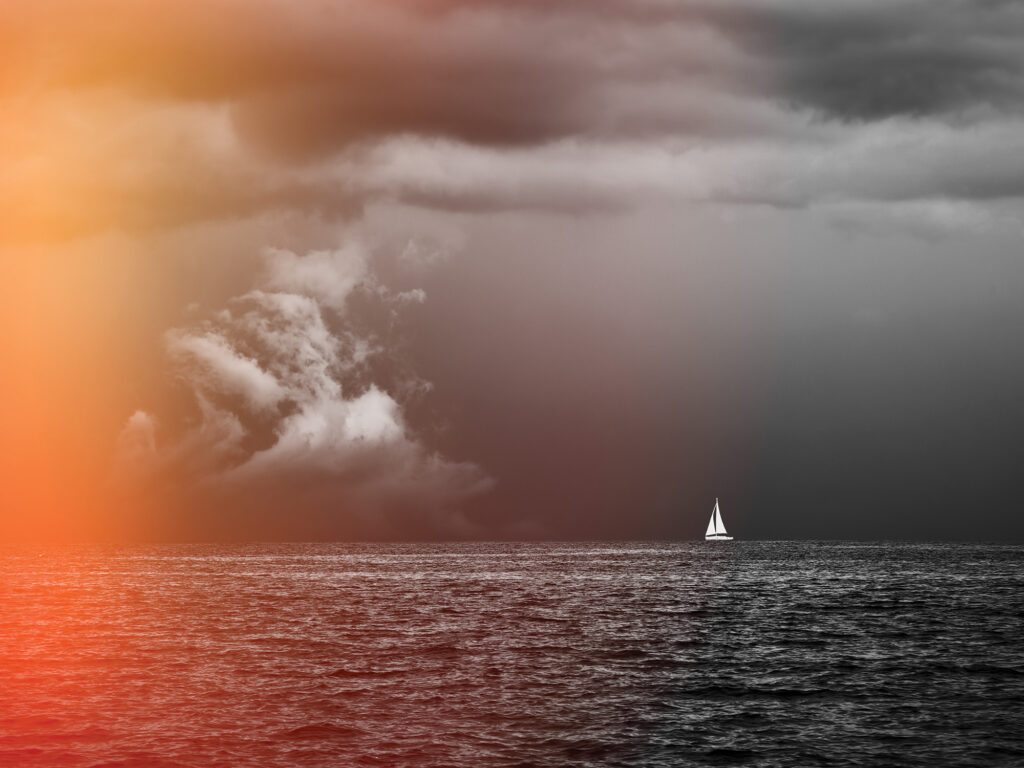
left=2, top=542, right=1023, bottom=767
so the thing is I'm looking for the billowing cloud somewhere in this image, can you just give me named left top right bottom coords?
left=119, top=242, right=492, bottom=538
left=264, top=245, right=369, bottom=312
left=167, top=330, right=287, bottom=413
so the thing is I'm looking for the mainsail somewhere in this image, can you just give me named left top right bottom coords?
left=705, top=506, right=718, bottom=537
left=705, top=498, right=732, bottom=540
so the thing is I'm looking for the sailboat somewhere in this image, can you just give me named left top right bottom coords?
left=705, top=498, right=733, bottom=541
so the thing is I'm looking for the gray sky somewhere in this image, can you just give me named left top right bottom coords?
left=2, top=0, right=1023, bottom=540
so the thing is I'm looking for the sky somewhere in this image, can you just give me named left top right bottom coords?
left=2, top=0, right=1024, bottom=542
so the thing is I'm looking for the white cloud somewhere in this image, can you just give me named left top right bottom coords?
left=264, top=244, right=369, bottom=312
left=118, top=240, right=491, bottom=531
left=167, top=330, right=285, bottom=412
left=343, top=387, right=405, bottom=443
left=393, top=288, right=427, bottom=304
left=334, top=116, right=1024, bottom=232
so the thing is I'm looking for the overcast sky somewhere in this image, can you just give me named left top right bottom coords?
left=2, top=0, right=1023, bottom=541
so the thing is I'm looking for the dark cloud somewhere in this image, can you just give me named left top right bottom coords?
left=749, top=0, right=1024, bottom=120
left=5, top=0, right=1023, bottom=239
left=2, top=0, right=753, bottom=158
left=7, top=0, right=1024, bottom=159
left=349, top=0, right=1024, bottom=125
left=228, top=77, right=588, bottom=160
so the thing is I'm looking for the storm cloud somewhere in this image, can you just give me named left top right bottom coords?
left=5, top=0, right=1024, bottom=240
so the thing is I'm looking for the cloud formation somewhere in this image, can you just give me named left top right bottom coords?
left=4, top=0, right=1024, bottom=241
left=9, top=1, right=1024, bottom=138
left=118, top=242, right=492, bottom=538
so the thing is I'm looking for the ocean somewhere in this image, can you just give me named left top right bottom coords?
left=2, top=542, right=1022, bottom=767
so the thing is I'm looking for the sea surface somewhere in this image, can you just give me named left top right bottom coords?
left=2, top=542, right=1023, bottom=767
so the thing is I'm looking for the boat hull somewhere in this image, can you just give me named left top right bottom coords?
left=704, top=535, right=733, bottom=541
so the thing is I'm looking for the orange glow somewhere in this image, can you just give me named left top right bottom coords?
left=0, top=254, right=142, bottom=541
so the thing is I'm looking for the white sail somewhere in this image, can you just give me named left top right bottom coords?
left=714, top=500, right=727, bottom=535
left=705, top=509, right=717, bottom=537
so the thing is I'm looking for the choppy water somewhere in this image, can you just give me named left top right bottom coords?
left=2, top=542, right=1023, bottom=767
